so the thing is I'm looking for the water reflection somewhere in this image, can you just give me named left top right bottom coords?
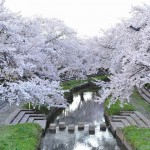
left=56, top=91, right=104, bottom=125
left=41, top=90, right=120, bottom=150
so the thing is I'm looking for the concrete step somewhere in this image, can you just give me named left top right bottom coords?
left=33, top=120, right=46, bottom=129
left=110, top=121, right=124, bottom=134
left=11, top=110, right=35, bottom=125
left=130, top=114, right=148, bottom=127
left=112, top=116, right=137, bottom=126
left=120, top=111, right=135, bottom=114
left=5, top=109, right=33, bottom=124
left=112, top=118, right=131, bottom=127
left=134, top=111, right=150, bottom=127
left=20, top=113, right=45, bottom=123
left=141, top=87, right=150, bottom=99
left=125, top=116, right=137, bottom=126
left=28, top=116, right=45, bottom=123
left=137, top=88, right=150, bottom=104
left=109, top=111, right=150, bottom=135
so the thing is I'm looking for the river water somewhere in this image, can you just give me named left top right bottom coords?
left=41, top=89, right=120, bottom=150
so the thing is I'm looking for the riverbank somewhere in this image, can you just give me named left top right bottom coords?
left=104, top=89, right=150, bottom=150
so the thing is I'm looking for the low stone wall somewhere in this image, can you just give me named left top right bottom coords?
left=104, top=112, right=133, bottom=150
left=116, top=128, right=133, bottom=150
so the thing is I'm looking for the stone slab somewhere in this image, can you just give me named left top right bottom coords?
left=125, top=116, right=137, bottom=126
left=34, top=120, right=46, bottom=129
left=68, top=124, right=75, bottom=132
left=49, top=123, right=56, bottom=132
left=100, top=122, right=106, bottom=131
left=89, top=124, right=95, bottom=132
left=112, top=118, right=131, bottom=127
left=59, top=122, right=66, bottom=130
left=28, top=117, right=45, bottom=123
left=11, top=110, right=35, bottom=125
left=78, top=122, right=84, bottom=130
left=130, top=114, right=147, bottom=127
left=110, top=121, right=124, bottom=134
left=134, top=111, right=150, bottom=127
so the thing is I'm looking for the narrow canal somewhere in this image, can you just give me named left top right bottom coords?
left=41, top=87, right=120, bottom=150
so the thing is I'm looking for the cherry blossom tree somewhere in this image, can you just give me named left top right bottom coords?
left=0, top=1, right=79, bottom=107
left=95, top=4, right=150, bottom=104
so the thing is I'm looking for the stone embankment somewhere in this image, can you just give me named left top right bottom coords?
left=105, top=111, right=150, bottom=150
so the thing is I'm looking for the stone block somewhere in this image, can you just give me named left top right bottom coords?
left=89, top=124, right=95, bottom=134
left=68, top=124, right=75, bottom=132
left=59, top=122, right=66, bottom=130
left=100, top=122, right=106, bottom=131
left=49, top=123, right=56, bottom=133
left=78, top=122, right=84, bottom=130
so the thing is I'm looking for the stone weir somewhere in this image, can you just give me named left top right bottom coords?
left=105, top=111, right=150, bottom=150
left=48, top=122, right=107, bottom=134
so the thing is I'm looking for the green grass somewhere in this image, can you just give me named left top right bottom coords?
left=104, top=98, right=134, bottom=116
left=130, top=90, right=150, bottom=119
left=61, top=75, right=109, bottom=90
left=90, top=75, right=109, bottom=81
left=22, top=102, right=49, bottom=114
left=61, top=79, right=87, bottom=90
left=0, top=123, right=42, bottom=150
left=122, top=126, right=150, bottom=150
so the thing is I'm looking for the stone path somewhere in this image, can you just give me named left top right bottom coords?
left=109, top=111, right=150, bottom=135
left=4, top=108, right=46, bottom=130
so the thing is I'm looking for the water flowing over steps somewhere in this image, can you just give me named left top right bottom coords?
left=109, top=111, right=150, bottom=135
left=5, top=109, right=46, bottom=129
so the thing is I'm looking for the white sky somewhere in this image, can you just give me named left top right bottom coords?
left=5, top=0, right=150, bottom=37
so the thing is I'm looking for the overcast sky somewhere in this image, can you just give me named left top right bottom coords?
left=5, top=0, right=150, bottom=37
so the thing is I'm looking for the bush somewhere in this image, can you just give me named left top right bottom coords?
left=23, top=102, right=49, bottom=114
left=104, top=98, right=134, bottom=115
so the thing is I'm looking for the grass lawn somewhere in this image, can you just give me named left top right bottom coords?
left=61, top=79, right=87, bottom=90
left=122, top=126, right=150, bottom=150
left=90, top=75, right=110, bottom=81
left=61, top=75, right=109, bottom=90
left=0, top=123, right=42, bottom=150
left=104, top=98, right=134, bottom=116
